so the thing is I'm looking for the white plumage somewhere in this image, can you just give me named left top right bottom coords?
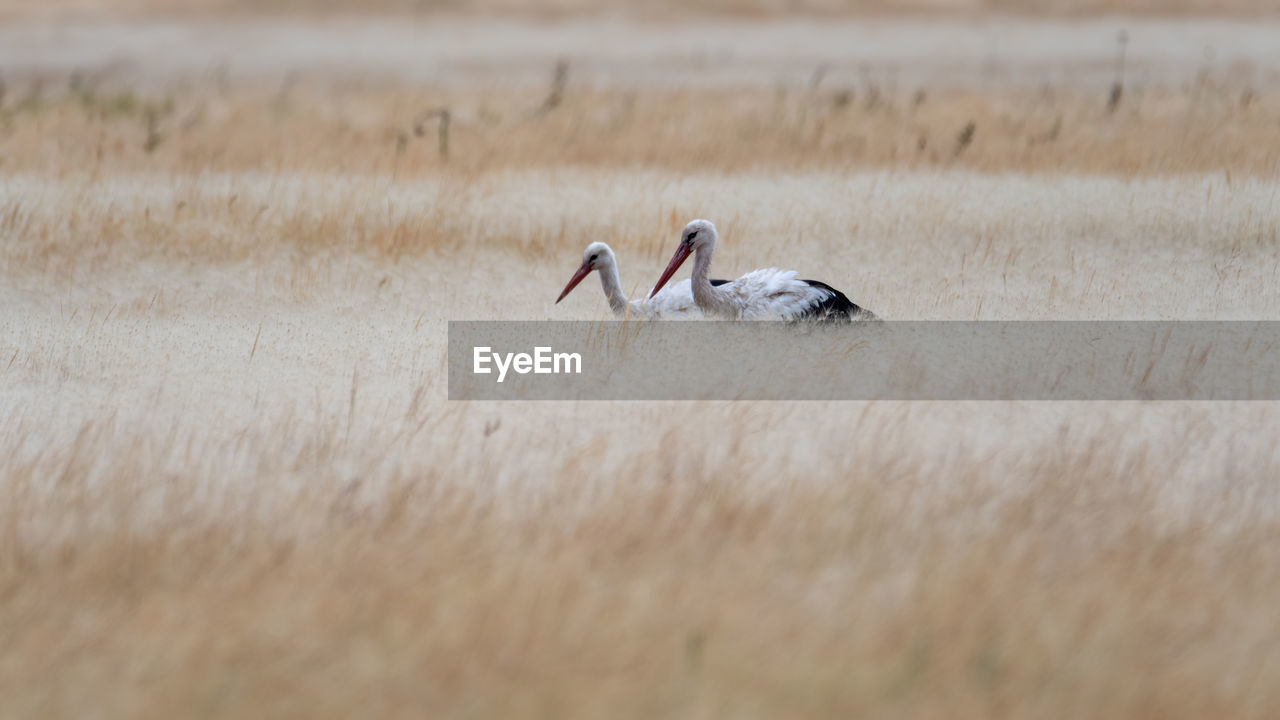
left=555, top=241, right=716, bottom=319
left=692, top=267, right=839, bottom=320
left=649, top=219, right=876, bottom=322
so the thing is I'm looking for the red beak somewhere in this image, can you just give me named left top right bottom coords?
left=649, top=243, right=693, bottom=299
left=556, top=263, right=594, bottom=304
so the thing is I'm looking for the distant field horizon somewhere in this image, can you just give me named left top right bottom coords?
left=2, top=0, right=1275, bottom=19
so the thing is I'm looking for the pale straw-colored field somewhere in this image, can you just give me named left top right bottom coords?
left=2, top=8, right=1279, bottom=719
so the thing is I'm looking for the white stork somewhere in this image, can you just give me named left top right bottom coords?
left=556, top=241, right=730, bottom=319
left=649, top=219, right=877, bottom=322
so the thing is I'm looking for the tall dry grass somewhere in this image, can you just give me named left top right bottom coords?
left=2, top=84, right=1278, bottom=177
left=4, top=164, right=1279, bottom=717
left=2, top=401, right=1280, bottom=718
left=5, top=170, right=1279, bottom=318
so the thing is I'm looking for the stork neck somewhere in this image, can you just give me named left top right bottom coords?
left=690, top=244, right=722, bottom=310
left=598, top=264, right=628, bottom=315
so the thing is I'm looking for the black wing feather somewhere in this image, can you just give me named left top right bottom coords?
left=795, top=280, right=879, bottom=323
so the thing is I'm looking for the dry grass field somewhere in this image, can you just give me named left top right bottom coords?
left=3, top=6, right=1280, bottom=719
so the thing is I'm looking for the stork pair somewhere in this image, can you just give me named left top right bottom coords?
left=555, top=219, right=876, bottom=321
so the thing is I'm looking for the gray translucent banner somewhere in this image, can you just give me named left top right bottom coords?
left=448, top=321, right=1280, bottom=401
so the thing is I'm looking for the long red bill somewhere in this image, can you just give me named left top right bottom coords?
left=556, top=263, right=594, bottom=304
left=649, top=244, right=692, bottom=299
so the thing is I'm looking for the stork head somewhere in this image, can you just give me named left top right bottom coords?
left=681, top=219, right=717, bottom=251
left=649, top=219, right=717, bottom=299
left=556, top=242, right=615, bottom=304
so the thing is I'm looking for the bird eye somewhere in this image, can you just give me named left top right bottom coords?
left=589, top=254, right=598, bottom=262
left=687, top=230, right=699, bottom=241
